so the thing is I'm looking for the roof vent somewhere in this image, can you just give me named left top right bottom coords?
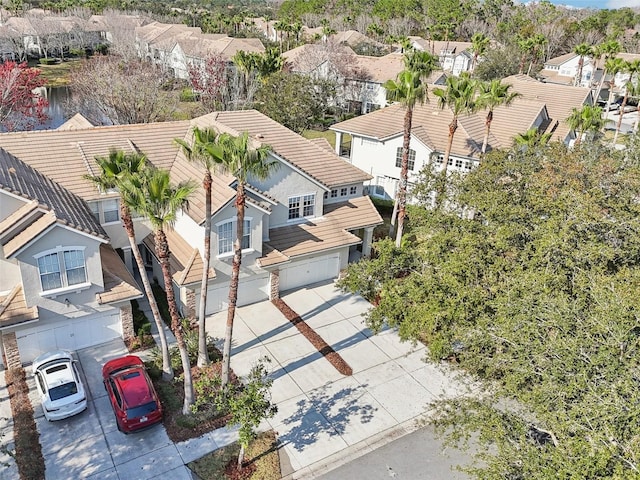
left=256, top=133, right=265, bottom=140
left=8, top=167, right=16, bottom=174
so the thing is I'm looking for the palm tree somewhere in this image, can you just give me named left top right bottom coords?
left=124, top=168, right=197, bottom=414
left=614, top=60, right=640, bottom=144
left=383, top=52, right=435, bottom=247
left=513, top=127, right=552, bottom=149
left=470, top=33, right=490, bottom=72
left=566, top=105, right=604, bottom=146
left=517, top=37, right=535, bottom=75
left=604, top=56, right=626, bottom=114
left=175, top=127, right=224, bottom=368
left=216, top=132, right=277, bottom=386
left=85, top=151, right=174, bottom=381
left=593, top=40, right=621, bottom=102
left=477, top=79, right=519, bottom=155
left=432, top=73, right=478, bottom=206
left=574, top=43, right=593, bottom=87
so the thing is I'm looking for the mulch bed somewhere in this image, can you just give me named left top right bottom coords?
left=272, top=298, right=353, bottom=376
left=160, top=362, right=237, bottom=443
left=6, top=368, right=45, bottom=480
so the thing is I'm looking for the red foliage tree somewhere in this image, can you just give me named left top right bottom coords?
left=187, top=53, right=228, bottom=112
left=0, top=61, right=48, bottom=132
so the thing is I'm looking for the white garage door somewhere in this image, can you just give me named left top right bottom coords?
left=16, top=313, right=121, bottom=363
left=280, top=254, right=340, bottom=292
left=206, top=274, right=269, bottom=315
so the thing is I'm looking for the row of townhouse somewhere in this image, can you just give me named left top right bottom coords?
left=330, top=74, right=593, bottom=201
left=0, top=11, right=145, bottom=59
left=135, top=21, right=265, bottom=80
left=0, top=110, right=382, bottom=369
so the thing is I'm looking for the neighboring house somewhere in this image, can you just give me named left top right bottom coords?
left=0, top=110, right=381, bottom=367
left=331, top=96, right=546, bottom=201
left=538, top=52, right=597, bottom=88
left=409, top=38, right=474, bottom=76
left=0, top=149, right=142, bottom=370
left=135, top=21, right=265, bottom=79
left=246, top=17, right=277, bottom=42
left=330, top=75, right=593, bottom=200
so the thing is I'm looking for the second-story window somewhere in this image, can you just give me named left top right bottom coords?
left=289, top=194, right=315, bottom=219
left=217, top=219, right=251, bottom=255
left=36, top=248, right=87, bottom=293
left=395, top=147, right=416, bottom=171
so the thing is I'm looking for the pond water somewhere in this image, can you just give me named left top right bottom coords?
left=34, top=86, right=71, bottom=130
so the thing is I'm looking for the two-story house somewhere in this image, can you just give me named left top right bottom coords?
left=0, top=150, right=142, bottom=370
left=0, top=110, right=382, bottom=367
left=538, top=52, right=597, bottom=88
left=330, top=74, right=593, bottom=200
left=409, top=38, right=475, bottom=76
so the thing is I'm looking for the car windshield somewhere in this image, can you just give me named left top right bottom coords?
left=49, top=382, right=78, bottom=401
left=126, top=401, right=157, bottom=419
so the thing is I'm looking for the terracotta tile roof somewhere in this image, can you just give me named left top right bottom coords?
left=0, top=149, right=107, bottom=251
left=354, top=53, right=405, bottom=84
left=309, top=137, right=334, bottom=153
left=0, top=121, right=191, bottom=201
left=544, top=52, right=578, bottom=66
left=332, top=87, right=559, bottom=156
left=537, top=69, right=574, bottom=86
left=0, top=200, right=38, bottom=237
left=198, top=110, right=371, bottom=189
left=503, top=74, right=592, bottom=142
left=410, top=38, right=473, bottom=55
left=331, top=30, right=383, bottom=48
left=283, top=43, right=356, bottom=74
left=3, top=211, right=56, bottom=258
left=616, top=52, right=640, bottom=62
left=0, top=285, right=38, bottom=328
left=323, top=196, right=383, bottom=230
left=258, top=195, right=382, bottom=267
left=97, top=244, right=143, bottom=304
left=142, top=228, right=209, bottom=286
left=56, top=113, right=94, bottom=131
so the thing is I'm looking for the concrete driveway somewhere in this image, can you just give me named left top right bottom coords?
left=28, top=340, right=195, bottom=480
left=16, top=280, right=475, bottom=480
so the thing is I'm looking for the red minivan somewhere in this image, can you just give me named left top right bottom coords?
left=102, top=355, right=163, bottom=433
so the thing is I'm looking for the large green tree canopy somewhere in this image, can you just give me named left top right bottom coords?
left=339, top=141, right=640, bottom=478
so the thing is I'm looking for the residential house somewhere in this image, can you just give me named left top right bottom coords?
left=410, top=38, right=474, bottom=76
left=537, top=52, right=597, bottom=88
left=0, top=148, right=142, bottom=370
left=135, top=21, right=265, bottom=79
left=0, top=110, right=381, bottom=368
left=330, top=74, right=593, bottom=200
left=285, top=45, right=446, bottom=114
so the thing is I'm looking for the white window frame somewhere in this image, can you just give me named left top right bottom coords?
left=216, top=218, right=252, bottom=257
left=88, top=198, right=120, bottom=225
left=288, top=194, right=315, bottom=220
left=34, top=246, right=90, bottom=297
left=395, top=147, right=416, bottom=171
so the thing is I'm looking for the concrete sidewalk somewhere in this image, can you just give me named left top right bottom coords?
left=206, top=281, right=474, bottom=479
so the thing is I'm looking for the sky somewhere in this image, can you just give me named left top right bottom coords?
left=546, top=0, right=640, bottom=9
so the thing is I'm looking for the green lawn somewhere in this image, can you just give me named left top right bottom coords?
left=302, top=129, right=335, bottom=145
left=31, top=59, right=82, bottom=87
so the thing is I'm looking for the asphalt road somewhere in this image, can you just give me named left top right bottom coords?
left=317, top=424, right=474, bottom=480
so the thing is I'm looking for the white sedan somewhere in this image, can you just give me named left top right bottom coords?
left=32, top=350, right=87, bottom=421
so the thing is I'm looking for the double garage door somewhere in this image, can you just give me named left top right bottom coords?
left=280, top=254, right=341, bottom=292
left=206, top=273, right=270, bottom=315
left=16, top=313, right=121, bottom=364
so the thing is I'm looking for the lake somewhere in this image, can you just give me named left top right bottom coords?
left=35, top=86, right=71, bottom=130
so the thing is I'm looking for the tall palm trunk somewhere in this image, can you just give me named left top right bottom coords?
left=155, top=229, right=194, bottom=414
left=222, top=185, right=245, bottom=386
left=197, top=172, right=212, bottom=367
left=613, top=92, right=629, bottom=144
left=121, top=204, right=173, bottom=381
left=394, top=106, right=413, bottom=248
left=437, top=119, right=457, bottom=208
left=481, top=110, right=493, bottom=155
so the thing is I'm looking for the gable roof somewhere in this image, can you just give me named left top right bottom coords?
left=544, top=52, right=579, bottom=67
left=258, top=195, right=382, bottom=267
left=331, top=90, right=548, bottom=157
left=503, top=74, right=592, bottom=142
left=0, top=285, right=38, bottom=329
left=0, top=149, right=107, bottom=253
left=97, top=244, right=143, bottom=304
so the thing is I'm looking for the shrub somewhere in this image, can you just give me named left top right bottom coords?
left=150, top=282, right=171, bottom=327
left=179, top=87, right=196, bottom=102
left=39, top=58, right=58, bottom=65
